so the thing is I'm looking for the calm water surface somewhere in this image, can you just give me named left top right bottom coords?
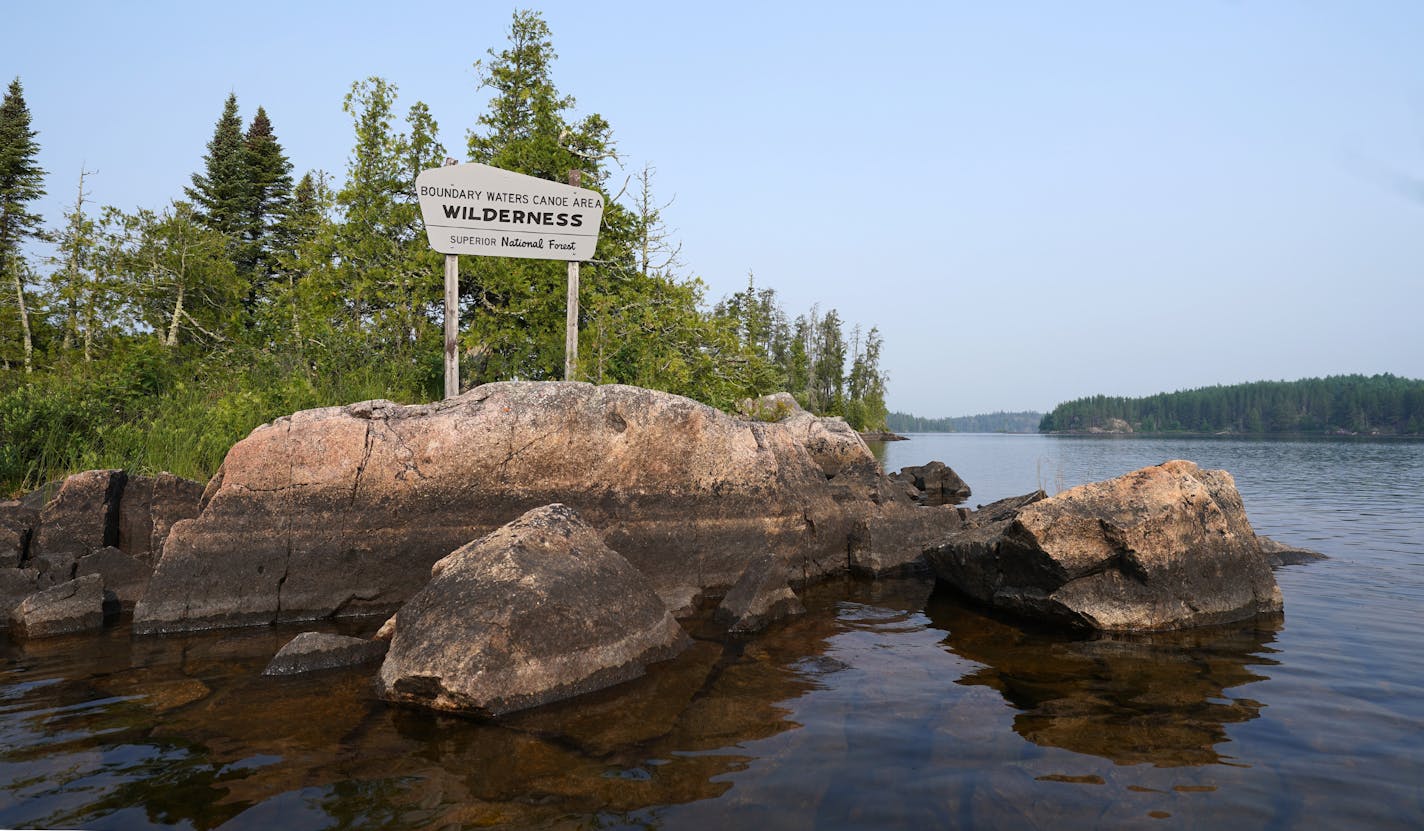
left=2, top=434, right=1422, bottom=829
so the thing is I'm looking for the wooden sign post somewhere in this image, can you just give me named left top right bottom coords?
left=443, top=252, right=459, bottom=399
left=565, top=169, right=582, bottom=382
left=414, top=162, right=605, bottom=399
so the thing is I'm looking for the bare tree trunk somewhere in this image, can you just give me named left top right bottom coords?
left=7, top=257, right=33, bottom=373
left=166, top=281, right=185, bottom=347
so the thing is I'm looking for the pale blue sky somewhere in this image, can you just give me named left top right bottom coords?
left=10, top=1, right=1424, bottom=415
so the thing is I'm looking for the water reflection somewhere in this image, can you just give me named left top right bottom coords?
left=0, top=603, right=852, bottom=830
left=927, top=590, right=1282, bottom=767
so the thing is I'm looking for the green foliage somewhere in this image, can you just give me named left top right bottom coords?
left=236, top=105, right=293, bottom=304
left=0, top=77, right=46, bottom=254
left=0, top=10, right=899, bottom=492
left=185, top=93, right=247, bottom=240
left=0, top=77, right=45, bottom=373
left=1040, top=375, right=1424, bottom=435
left=713, top=275, right=888, bottom=430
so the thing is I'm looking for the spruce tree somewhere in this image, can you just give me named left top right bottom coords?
left=237, top=105, right=293, bottom=308
left=185, top=93, right=247, bottom=240
left=0, top=77, right=45, bottom=373
left=464, top=10, right=631, bottom=381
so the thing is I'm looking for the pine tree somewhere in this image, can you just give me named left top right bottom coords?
left=0, top=78, right=45, bottom=373
left=186, top=93, right=247, bottom=240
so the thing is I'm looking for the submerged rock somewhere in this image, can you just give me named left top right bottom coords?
left=263, top=632, right=388, bottom=676
left=926, top=461, right=1283, bottom=632
left=376, top=504, right=690, bottom=717
left=715, top=552, right=806, bottom=634
left=1257, top=535, right=1328, bottom=567
left=136, top=382, right=959, bottom=633
left=8, top=573, right=115, bottom=639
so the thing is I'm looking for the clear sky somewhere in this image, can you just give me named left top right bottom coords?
left=9, top=1, right=1424, bottom=416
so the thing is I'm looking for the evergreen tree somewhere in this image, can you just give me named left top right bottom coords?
left=0, top=78, right=45, bottom=373
left=237, top=105, right=293, bottom=307
left=186, top=93, right=247, bottom=240
left=811, top=308, right=847, bottom=415
left=463, top=9, right=631, bottom=382
left=320, top=78, right=444, bottom=358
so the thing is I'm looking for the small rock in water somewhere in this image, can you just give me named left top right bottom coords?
left=1257, top=535, right=1328, bottom=567
left=8, top=573, right=114, bottom=638
left=715, top=552, right=805, bottom=634
left=263, top=632, right=388, bottom=676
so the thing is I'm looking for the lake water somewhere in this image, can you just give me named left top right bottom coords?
left=3, top=434, right=1422, bottom=829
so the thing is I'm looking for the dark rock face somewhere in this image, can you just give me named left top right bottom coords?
left=31, top=469, right=126, bottom=579
left=8, top=573, right=114, bottom=638
left=926, top=461, right=1283, bottom=632
left=892, top=461, right=972, bottom=505
left=968, top=491, right=1047, bottom=524
left=0, top=500, right=37, bottom=569
left=715, top=552, right=806, bottom=634
left=376, top=504, right=690, bottom=717
left=263, top=632, right=388, bottom=676
left=136, top=382, right=962, bottom=634
left=76, top=546, right=153, bottom=610
left=120, top=473, right=204, bottom=567
left=0, top=568, right=44, bottom=619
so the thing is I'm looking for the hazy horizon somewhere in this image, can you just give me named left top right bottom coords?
left=10, top=2, right=1423, bottom=414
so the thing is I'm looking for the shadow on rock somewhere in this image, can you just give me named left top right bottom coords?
left=925, top=588, right=1283, bottom=767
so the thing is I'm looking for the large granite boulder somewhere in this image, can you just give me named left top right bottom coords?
left=739, top=392, right=877, bottom=479
left=8, top=573, right=114, bottom=638
left=926, top=461, right=1283, bottom=632
left=136, top=382, right=958, bottom=633
left=376, top=504, right=690, bottom=716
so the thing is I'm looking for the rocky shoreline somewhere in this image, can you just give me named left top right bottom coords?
left=1, top=381, right=1323, bottom=716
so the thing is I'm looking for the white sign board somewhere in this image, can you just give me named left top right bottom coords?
left=415, top=163, right=604, bottom=261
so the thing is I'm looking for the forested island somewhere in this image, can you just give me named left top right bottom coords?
left=886, top=411, right=1042, bottom=434
left=1039, top=374, right=1424, bottom=436
left=0, top=12, right=890, bottom=496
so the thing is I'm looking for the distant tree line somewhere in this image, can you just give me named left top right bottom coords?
left=887, top=410, right=1041, bottom=433
left=0, top=11, right=887, bottom=493
left=1039, top=374, right=1424, bottom=435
